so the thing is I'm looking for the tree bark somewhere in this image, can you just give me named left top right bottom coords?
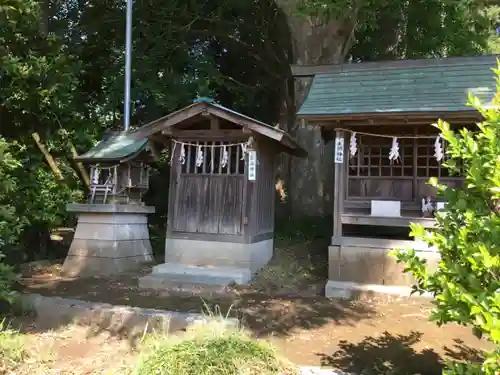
left=32, top=132, right=63, bottom=181
left=275, top=0, right=360, bottom=216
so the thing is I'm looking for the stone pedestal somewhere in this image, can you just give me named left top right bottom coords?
left=325, top=237, right=440, bottom=299
left=138, top=238, right=273, bottom=289
left=62, top=204, right=155, bottom=277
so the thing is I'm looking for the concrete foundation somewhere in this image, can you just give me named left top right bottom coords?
left=164, top=237, right=273, bottom=272
left=139, top=238, right=273, bottom=288
left=62, top=204, right=155, bottom=277
left=325, top=237, right=440, bottom=299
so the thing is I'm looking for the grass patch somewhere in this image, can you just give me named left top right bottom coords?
left=251, top=241, right=318, bottom=290
left=0, top=319, right=27, bottom=372
left=135, top=320, right=296, bottom=375
left=251, top=215, right=331, bottom=290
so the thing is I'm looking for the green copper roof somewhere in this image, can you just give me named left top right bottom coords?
left=298, top=55, right=499, bottom=117
left=74, top=131, right=148, bottom=163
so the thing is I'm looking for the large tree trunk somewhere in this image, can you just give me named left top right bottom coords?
left=276, top=0, right=359, bottom=216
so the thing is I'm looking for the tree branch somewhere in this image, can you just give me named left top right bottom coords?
left=31, top=132, right=63, bottom=180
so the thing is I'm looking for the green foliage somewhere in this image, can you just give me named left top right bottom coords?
left=392, top=63, right=500, bottom=374
left=0, top=139, right=24, bottom=246
left=486, top=6, right=500, bottom=53
left=0, top=0, right=88, bottom=262
left=295, top=0, right=495, bottom=60
left=0, top=139, right=21, bottom=303
left=0, top=0, right=78, bottom=137
left=1, top=0, right=498, bottom=265
left=0, top=319, right=27, bottom=372
left=135, top=322, right=293, bottom=375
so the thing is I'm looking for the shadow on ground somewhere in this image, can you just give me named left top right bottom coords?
left=18, top=269, right=376, bottom=339
left=239, top=295, right=374, bottom=337
left=18, top=232, right=377, bottom=339
left=318, top=331, right=486, bottom=375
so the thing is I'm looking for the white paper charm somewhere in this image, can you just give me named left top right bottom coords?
left=389, top=137, right=400, bottom=162
left=349, top=132, right=357, bottom=157
left=179, top=143, right=186, bottom=165
left=195, top=145, right=204, bottom=167
left=434, top=135, right=444, bottom=162
left=91, top=168, right=99, bottom=185
left=240, top=142, right=248, bottom=160
left=221, top=145, right=229, bottom=168
left=421, top=197, right=434, bottom=213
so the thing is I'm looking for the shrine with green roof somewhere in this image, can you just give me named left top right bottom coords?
left=63, top=97, right=306, bottom=287
left=61, top=130, right=157, bottom=277
left=74, top=131, right=156, bottom=205
left=292, top=54, right=499, bottom=298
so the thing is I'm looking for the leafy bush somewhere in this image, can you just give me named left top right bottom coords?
left=134, top=321, right=295, bottom=375
left=0, top=139, right=21, bottom=304
left=0, top=319, right=27, bottom=372
left=392, top=62, right=500, bottom=374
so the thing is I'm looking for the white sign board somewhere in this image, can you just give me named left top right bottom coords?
left=247, top=150, right=257, bottom=181
left=371, top=200, right=401, bottom=217
left=334, top=137, right=344, bottom=164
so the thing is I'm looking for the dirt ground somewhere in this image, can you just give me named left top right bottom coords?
left=18, top=259, right=491, bottom=375
left=8, top=320, right=137, bottom=375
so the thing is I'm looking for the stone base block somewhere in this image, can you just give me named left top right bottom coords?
left=138, top=275, right=235, bottom=297
left=62, top=204, right=154, bottom=277
left=20, top=293, right=239, bottom=337
left=164, top=238, right=273, bottom=273
left=139, top=263, right=252, bottom=290
left=62, top=251, right=153, bottom=277
left=325, top=280, right=434, bottom=299
left=326, top=236, right=440, bottom=298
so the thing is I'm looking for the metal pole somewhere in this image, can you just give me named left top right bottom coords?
left=123, top=0, right=133, bottom=131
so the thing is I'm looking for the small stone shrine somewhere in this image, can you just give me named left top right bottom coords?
left=61, top=131, right=157, bottom=277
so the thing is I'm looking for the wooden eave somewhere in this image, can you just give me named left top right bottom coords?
left=75, top=141, right=158, bottom=165
left=133, top=101, right=307, bottom=158
left=301, top=110, right=482, bottom=126
left=303, top=110, right=483, bottom=142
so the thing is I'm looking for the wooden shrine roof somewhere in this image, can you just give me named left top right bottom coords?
left=294, top=55, right=499, bottom=120
left=74, top=131, right=148, bottom=163
left=133, top=98, right=307, bottom=157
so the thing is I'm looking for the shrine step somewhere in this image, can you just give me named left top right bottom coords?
left=137, top=275, right=238, bottom=297
left=142, top=263, right=252, bottom=286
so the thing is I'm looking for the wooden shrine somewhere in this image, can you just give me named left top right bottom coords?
left=62, top=131, right=157, bottom=277
left=294, top=54, right=499, bottom=297
left=135, top=98, right=306, bottom=287
left=75, top=130, right=155, bottom=205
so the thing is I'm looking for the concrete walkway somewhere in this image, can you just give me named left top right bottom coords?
left=19, top=293, right=238, bottom=335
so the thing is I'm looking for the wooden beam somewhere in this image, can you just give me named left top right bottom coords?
left=134, top=102, right=207, bottom=138
left=206, top=106, right=306, bottom=157
left=338, top=236, right=438, bottom=251
left=32, top=132, right=63, bottom=180
left=210, top=116, right=220, bottom=130
left=332, top=130, right=347, bottom=244
left=161, top=129, right=248, bottom=140
left=166, top=143, right=180, bottom=238
left=68, top=142, right=90, bottom=187
left=303, top=112, right=481, bottom=126
left=206, top=106, right=282, bottom=142
left=341, top=213, right=436, bottom=228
